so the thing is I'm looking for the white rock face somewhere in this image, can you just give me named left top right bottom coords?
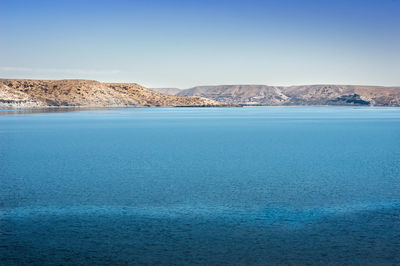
left=0, top=83, right=44, bottom=108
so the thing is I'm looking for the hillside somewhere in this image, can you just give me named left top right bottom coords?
left=0, top=79, right=232, bottom=108
left=177, top=84, right=400, bottom=106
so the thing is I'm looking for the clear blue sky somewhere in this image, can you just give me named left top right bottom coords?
left=0, top=0, right=399, bottom=88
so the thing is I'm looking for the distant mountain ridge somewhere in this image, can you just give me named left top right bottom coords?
left=177, top=84, right=400, bottom=106
left=149, top=87, right=181, bottom=95
left=3, top=80, right=399, bottom=108
left=0, top=79, right=233, bottom=108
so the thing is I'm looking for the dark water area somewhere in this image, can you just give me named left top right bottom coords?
left=1, top=107, right=400, bottom=265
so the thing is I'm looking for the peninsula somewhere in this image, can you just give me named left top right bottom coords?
left=0, top=79, right=233, bottom=108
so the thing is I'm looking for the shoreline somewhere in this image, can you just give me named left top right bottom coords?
left=3, top=104, right=400, bottom=110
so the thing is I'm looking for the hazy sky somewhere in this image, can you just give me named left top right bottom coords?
left=1, top=0, right=399, bottom=88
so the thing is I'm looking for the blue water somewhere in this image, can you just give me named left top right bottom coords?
left=1, top=107, right=400, bottom=265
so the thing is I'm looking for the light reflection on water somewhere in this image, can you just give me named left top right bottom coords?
left=0, top=107, right=122, bottom=116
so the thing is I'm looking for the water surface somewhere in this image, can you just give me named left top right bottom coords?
left=1, top=107, right=399, bottom=264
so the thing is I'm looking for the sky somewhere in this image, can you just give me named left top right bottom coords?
left=0, top=0, right=399, bottom=88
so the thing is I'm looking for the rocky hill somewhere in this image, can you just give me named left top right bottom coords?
left=177, top=84, right=400, bottom=106
left=0, top=79, right=232, bottom=108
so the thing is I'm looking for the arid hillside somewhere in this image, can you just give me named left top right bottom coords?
left=177, top=84, right=400, bottom=106
left=0, top=79, right=232, bottom=108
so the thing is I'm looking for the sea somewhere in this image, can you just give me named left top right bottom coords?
left=1, top=106, right=399, bottom=265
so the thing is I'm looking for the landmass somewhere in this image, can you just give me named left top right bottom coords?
left=175, top=84, right=400, bottom=106
left=0, top=79, right=233, bottom=108
left=2, top=80, right=400, bottom=108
